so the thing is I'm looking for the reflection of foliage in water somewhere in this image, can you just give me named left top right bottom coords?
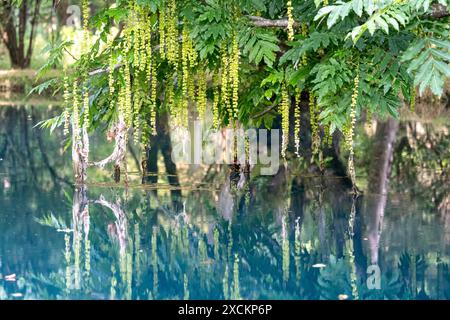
left=1, top=175, right=447, bottom=300
left=1, top=106, right=449, bottom=300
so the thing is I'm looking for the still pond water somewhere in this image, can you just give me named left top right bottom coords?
left=0, top=104, right=449, bottom=300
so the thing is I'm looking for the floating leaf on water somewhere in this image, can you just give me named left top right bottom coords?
left=5, top=274, right=16, bottom=281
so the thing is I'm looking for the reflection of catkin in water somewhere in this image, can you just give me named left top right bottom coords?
left=74, top=232, right=81, bottom=290
left=232, top=254, right=241, bottom=300
left=223, top=265, right=229, bottom=300
left=227, top=221, right=233, bottom=263
left=151, top=228, right=159, bottom=298
left=126, top=248, right=133, bottom=300
left=134, top=224, right=141, bottom=286
left=282, top=212, right=290, bottom=283
left=183, top=274, right=190, bottom=300
left=214, top=227, right=220, bottom=260
left=83, top=206, right=90, bottom=277
left=346, top=199, right=359, bottom=300
left=110, top=265, right=117, bottom=300
left=294, top=218, right=301, bottom=283
left=64, top=233, right=72, bottom=291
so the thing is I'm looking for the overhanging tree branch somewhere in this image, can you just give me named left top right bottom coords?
left=430, top=3, right=449, bottom=19
left=247, top=16, right=298, bottom=28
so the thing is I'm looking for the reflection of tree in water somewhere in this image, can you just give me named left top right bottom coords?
left=1, top=105, right=449, bottom=300
left=0, top=105, right=71, bottom=187
left=4, top=166, right=449, bottom=299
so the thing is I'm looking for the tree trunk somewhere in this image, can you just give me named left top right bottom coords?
left=0, top=0, right=41, bottom=69
left=145, top=111, right=182, bottom=205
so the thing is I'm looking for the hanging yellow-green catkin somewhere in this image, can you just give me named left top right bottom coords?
left=323, top=123, right=332, bottom=147
left=150, top=57, right=157, bottom=135
left=345, top=73, right=359, bottom=188
left=63, top=74, right=71, bottom=136
left=166, top=0, right=179, bottom=66
left=167, top=74, right=176, bottom=123
left=286, top=0, right=295, bottom=42
left=108, top=46, right=116, bottom=96
left=138, top=10, right=148, bottom=73
left=410, top=85, right=416, bottom=112
left=309, top=93, right=320, bottom=156
left=186, top=28, right=197, bottom=106
left=300, top=23, right=308, bottom=66
left=145, top=19, right=153, bottom=78
left=159, top=2, right=166, bottom=59
left=83, top=90, right=89, bottom=130
left=230, top=33, right=240, bottom=124
left=72, top=80, right=80, bottom=141
left=133, top=87, right=142, bottom=145
left=281, top=83, right=290, bottom=159
left=323, top=0, right=329, bottom=6
left=197, top=71, right=207, bottom=121
left=132, top=1, right=140, bottom=69
left=294, top=88, right=301, bottom=156
left=213, top=72, right=220, bottom=129
left=221, top=46, right=230, bottom=121
left=124, top=62, right=132, bottom=127
left=81, top=0, right=90, bottom=53
left=181, top=23, right=191, bottom=122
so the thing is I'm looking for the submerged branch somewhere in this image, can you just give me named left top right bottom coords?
left=94, top=195, right=128, bottom=256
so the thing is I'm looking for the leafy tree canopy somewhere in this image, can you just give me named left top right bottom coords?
left=37, top=0, right=449, bottom=172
